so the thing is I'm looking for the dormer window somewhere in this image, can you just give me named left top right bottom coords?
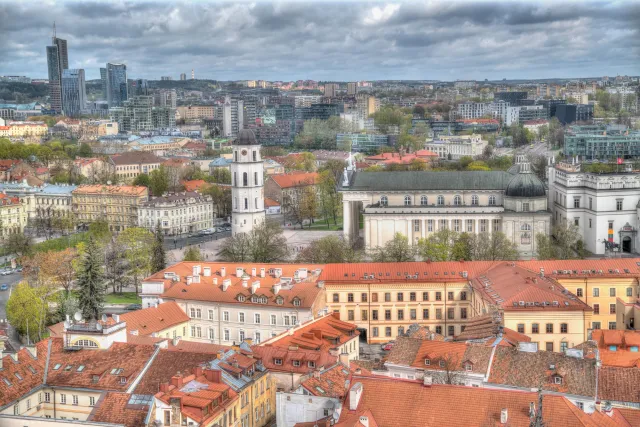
left=276, top=297, right=284, bottom=305
left=260, top=296, right=268, bottom=304
left=464, top=362, right=473, bottom=372
left=119, top=376, right=127, bottom=384
left=293, top=298, right=301, bottom=307
left=439, top=360, right=445, bottom=368
left=92, top=375, right=100, bottom=383
left=238, top=295, right=246, bottom=302
left=424, top=359, right=431, bottom=366
left=553, top=375, right=563, bottom=385
left=274, top=358, right=283, bottom=366
left=308, top=361, right=316, bottom=368
left=292, top=360, right=301, bottom=367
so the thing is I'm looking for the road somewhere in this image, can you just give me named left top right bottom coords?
left=0, top=271, right=22, bottom=320
left=163, top=231, right=231, bottom=250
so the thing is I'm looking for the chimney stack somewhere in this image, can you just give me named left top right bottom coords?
left=220, top=267, right=226, bottom=277
left=236, top=267, right=244, bottom=277
left=423, top=375, right=432, bottom=387
left=203, top=267, right=211, bottom=277
left=251, top=268, right=256, bottom=277
left=260, top=268, right=266, bottom=278
left=349, top=383, right=363, bottom=411
left=339, top=353, right=350, bottom=368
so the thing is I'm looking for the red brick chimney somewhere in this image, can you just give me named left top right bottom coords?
left=193, top=366, right=204, bottom=377
left=170, top=374, right=183, bottom=389
left=204, top=369, right=222, bottom=384
left=160, top=382, right=170, bottom=393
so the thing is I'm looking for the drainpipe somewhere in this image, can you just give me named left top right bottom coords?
left=444, top=283, right=447, bottom=335
left=53, top=389, right=56, bottom=419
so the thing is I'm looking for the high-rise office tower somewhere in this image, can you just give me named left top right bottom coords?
left=223, top=96, right=244, bottom=137
left=180, top=73, right=186, bottom=81
left=100, top=67, right=107, bottom=99
left=46, top=24, right=69, bottom=114
left=106, top=63, right=128, bottom=107
left=61, top=69, right=86, bottom=117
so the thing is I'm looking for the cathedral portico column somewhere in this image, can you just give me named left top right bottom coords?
left=343, top=200, right=352, bottom=242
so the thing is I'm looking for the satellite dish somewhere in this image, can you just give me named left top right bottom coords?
left=96, top=323, right=103, bottom=331
left=73, top=311, right=82, bottom=322
left=101, top=314, right=108, bottom=323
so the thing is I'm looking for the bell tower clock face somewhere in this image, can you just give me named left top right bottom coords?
left=241, top=149, right=248, bottom=156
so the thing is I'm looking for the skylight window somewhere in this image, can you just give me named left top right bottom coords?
left=110, top=368, right=123, bottom=375
left=64, top=365, right=73, bottom=371
left=77, top=365, right=85, bottom=372
left=14, top=373, right=22, bottom=381
left=53, top=364, right=62, bottom=370
left=27, top=366, right=36, bottom=374
left=2, top=378, right=11, bottom=386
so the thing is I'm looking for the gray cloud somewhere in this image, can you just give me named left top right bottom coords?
left=0, top=1, right=638, bottom=81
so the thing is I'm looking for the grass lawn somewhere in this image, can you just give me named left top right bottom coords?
left=104, top=293, right=141, bottom=304
left=305, top=214, right=364, bottom=231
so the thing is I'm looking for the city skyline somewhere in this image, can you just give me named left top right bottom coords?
left=2, top=1, right=639, bottom=81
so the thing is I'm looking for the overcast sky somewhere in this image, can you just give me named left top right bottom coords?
left=1, top=1, right=639, bottom=82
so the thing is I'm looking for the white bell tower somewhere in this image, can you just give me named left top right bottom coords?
left=230, top=129, right=265, bottom=236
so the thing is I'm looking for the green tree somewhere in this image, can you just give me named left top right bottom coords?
left=451, top=232, right=473, bottom=261
left=412, top=105, right=426, bottom=117
left=318, top=170, right=342, bottom=226
left=77, top=143, right=93, bottom=158
left=208, top=168, right=232, bottom=184
left=76, top=236, right=105, bottom=320
left=88, top=219, right=112, bottom=242
left=296, top=236, right=363, bottom=263
left=117, top=227, right=154, bottom=294
left=470, top=232, right=518, bottom=261
left=133, top=173, right=150, bottom=187
left=151, top=222, right=166, bottom=273
left=417, top=229, right=459, bottom=261
left=6, top=282, right=51, bottom=343
left=5, top=232, right=32, bottom=257
left=218, top=221, right=290, bottom=262
left=149, top=166, right=169, bottom=196
left=183, top=246, right=203, bottom=261
left=371, top=233, right=415, bottom=262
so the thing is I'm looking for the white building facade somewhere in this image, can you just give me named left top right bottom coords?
left=548, top=162, right=640, bottom=255
left=138, top=191, right=214, bottom=235
left=424, top=134, right=488, bottom=159
left=231, top=129, right=266, bottom=236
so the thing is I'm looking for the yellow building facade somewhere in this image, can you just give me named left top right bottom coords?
left=72, top=185, right=148, bottom=232
left=0, top=196, right=27, bottom=237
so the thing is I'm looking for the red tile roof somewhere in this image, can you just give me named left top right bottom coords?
left=88, top=392, right=148, bottom=427
left=182, top=179, right=210, bottom=192
left=147, top=262, right=324, bottom=309
left=414, top=341, right=493, bottom=374
left=73, top=184, right=149, bottom=196
left=264, top=197, right=280, bottom=207
left=0, top=341, right=48, bottom=407
left=262, top=313, right=358, bottom=352
left=252, top=345, right=337, bottom=374
left=270, top=172, right=320, bottom=188
left=301, top=363, right=358, bottom=399
left=120, top=302, right=190, bottom=337
left=599, top=366, right=640, bottom=404
left=47, top=338, right=156, bottom=391
left=339, top=376, right=619, bottom=427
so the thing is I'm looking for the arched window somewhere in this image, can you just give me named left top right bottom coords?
left=471, top=195, right=479, bottom=206
left=521, top=223, right=531, bottom=231
left=380, top=196, right=388, bottom=206
left=243, top=172, right=248, bottom=187
left=254, top=172, right=259, bottom=185
left=244, top=198, right=248, bottom=210
left=420, top=196, right=428, bottom=206
left=252, top=151, right=257, bottom=162
left=521, top=223, right=531, bottom=244
left=488, top=195, right=496, bottom=206
left=437, top=195, right=444, bottom=206
left=404, top=196, right=412, bottom=206
left=234, top=198, right=238, bottom=209
left=453, top=195, right=462, bottom=206
left=233, top=172, right=237, bottom=186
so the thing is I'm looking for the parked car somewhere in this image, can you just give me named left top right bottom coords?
left=381, top=341, right=396, bottom=351
left=1, top=269, right=12, bottom=276
left=224, top=226, right=232, bottom=232
left=0, top=284, right=8, bottom=291
left=216, top=227, right=225, bottom=233
left=125, top=304, right=142, bottom=311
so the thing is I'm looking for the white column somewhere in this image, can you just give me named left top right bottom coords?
left=343, top=201, right=351, bottom=241
left=377, top=220, right=382, bottom=247
left=422, top=219, right=426, bottom=239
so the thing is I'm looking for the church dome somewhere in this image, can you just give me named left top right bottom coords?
left=505, top=168, right=546, bottom=198
left=233, top=129, right=258, bottom=145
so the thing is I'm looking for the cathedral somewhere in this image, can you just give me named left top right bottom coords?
left=340, top=157, right=551, bottom=257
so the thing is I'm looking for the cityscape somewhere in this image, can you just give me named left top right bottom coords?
left=1, top=1, right=640, bottom=426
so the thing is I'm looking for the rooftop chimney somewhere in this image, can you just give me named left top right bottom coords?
left=220, top=267, right=226, bottom=277
left=222, top=279, right=231, bottom=291
left=213, top=277, right=218, bottom=285
left=203, top=267, right=211, bottom=277
left=339, top=353, right=350, bottom=368
left=273, top=283, right=281, bottom=295
left=170, top=374, right=184, bottom=389
left=236, top=267, right=244, bottom=277
left=349, top=382, right=363, bottom=411
left=204, top=369, right=222, bottom=384
left=423, top=375, right=432, bottom=387
left=260, top=268, right=266, bottom=278
left=251, top=281, right=260, bottom=294
left=500, top=408, right=508, bottom=424
left=251, top=268, right=256, bottom=277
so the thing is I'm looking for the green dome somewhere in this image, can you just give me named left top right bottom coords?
left=505, top=172, right=546, bottom=198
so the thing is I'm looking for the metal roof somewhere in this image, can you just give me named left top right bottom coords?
left=345, top=171, right=513, bottom=192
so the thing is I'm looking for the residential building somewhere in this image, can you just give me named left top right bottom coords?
left=126, top=135, right=188, bottom=154
left=72, top=184, right=149, bottom=231
left=138, top=191, right=214, bottom=235
left=231, top=129, right=266, bottom=236
left=3, top=121, right=48, bottom=138
left=563, top=125, right=640, bottom=159
left=347, top=82, right=357, bottom=95
left=548, top=161, right=640, bottom=254
left=177, top=105, right=216, bottom=121
left=46, top=33, right=69, bottom=113
left=424, top=134, right=488, bottom=159
left=455, top=102, right=490, bottom=120
left=110, top=95, right=176, bottom=132
left=105, top=62, right=128, bottom=107
left=0, top=181, right=76, bottom=220
left=264, top=172, right=320, bottom=213
left=0, top=194, right=27, bottom=237
left=336, top=375, right=621, bottom=426
left=264, top=198, right=281, bottom=215
left=72, top=158, right=109, bottom=182
left=263, top=159, right=285, bottom=175
left=324, top=83, right=339, bottom=97
left=61, top=69, right=87, bottom=117
left=295, top=104, right=339, bottom=121
left=140, top=262, right=327, bottom=345
left=109, top=151, right=163, bottom=183
left=180, top=72, right=186, bottom=81
left=321, top=261, right=493, bottom=343
left=341, top=157, right=551, bottom=256
left=355, top=94, right=379, bottom=122
left=294, top=95, right=322, bottom=108
left=223, top=96, right=244, bottom=137
left=209, top=157, right=233, bottom=174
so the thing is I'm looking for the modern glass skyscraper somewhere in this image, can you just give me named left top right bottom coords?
left=100, top=67, right=107, bottom=99
left=62, top=69, right=87, bottom=117
left=106, top=63, right=128, bottom=107
left=46, top=29, right=69, bottom=114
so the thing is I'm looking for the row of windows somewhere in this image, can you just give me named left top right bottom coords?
left=233, top=171, right=261, bottom=187
left=334, top=291, right=468, bottom=303
left=372, top=324, right=461, bottom=337
left=575, top=287, right=634, bottom=298
left=380, top=194, right=497, bottom=207
left=516, top=323, right=569, bottom=334
left=591, top=303, right=618, bottom=315
left=190, top=309, right=298, bottom=324
left=348, top=307, right=467, bottom=321
left=13, top=392, right=96, bottom=414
